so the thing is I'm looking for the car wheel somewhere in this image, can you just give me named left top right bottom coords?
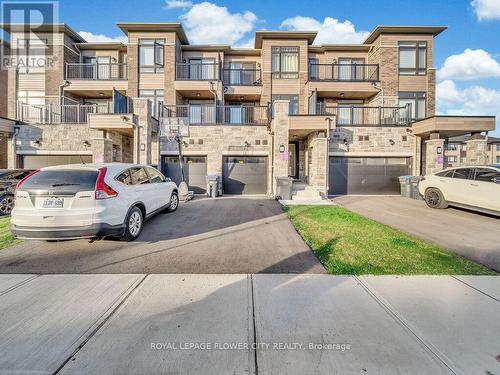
left=167, top=191, right=179, bottom=213
left=0, top=194, right=15, bottom=215
left=122, top=206, right=144, bottom=241
left=424, top=188, right=448, bottom=209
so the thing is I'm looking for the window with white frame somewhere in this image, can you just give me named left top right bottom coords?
left=398, top=41, right=427, bottom=75
left=139, top=39, right=164, bottom=73
left=272, top=46, right=299, bottom=79
left=17, top=38, right=47, bottom=73
left=447, top=155, right=457, bottom=163
left=398, top=92, right=426, bottom=120
left=139, top=89, right=164, bottom=117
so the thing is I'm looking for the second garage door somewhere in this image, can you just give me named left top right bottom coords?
left=162, top=156, right=207, bottom=194
left=223, top=156, right=268, bottom=195
left=329, top=157, right=411, bottom=195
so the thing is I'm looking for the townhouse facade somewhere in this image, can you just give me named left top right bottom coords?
left=0, top=22, right=496, bottom=196
left=444, top=135, right=500, bottom=168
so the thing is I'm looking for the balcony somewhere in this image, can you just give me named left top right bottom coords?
left=17, top=102, right=112, bottom=124
left=302, top=104, right=412, bottom=126
left=175, top=63, right=219, bottom=81
left=66, top=63, right=128, bottom=80
left=161, top=104, right=270, bottom=126
left=64, top=63, right=128, bottom=95
left=308, top=63, right=380, bottom=99
left=309, top=63, right=379, bottom=82
left=222, top=68, right=262, bottom=86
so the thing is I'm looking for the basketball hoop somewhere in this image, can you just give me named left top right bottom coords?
left=166, top=130, right=177, bottom=143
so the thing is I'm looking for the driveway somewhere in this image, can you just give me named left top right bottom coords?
left=334, top=196, right=500, bottom=272
left=0, top=197, right=325, bottom=274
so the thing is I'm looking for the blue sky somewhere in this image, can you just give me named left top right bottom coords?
left=57, top=0, right=500, bottom=136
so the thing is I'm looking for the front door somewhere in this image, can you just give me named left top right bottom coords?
left=288, top=142, right=299, bottom=178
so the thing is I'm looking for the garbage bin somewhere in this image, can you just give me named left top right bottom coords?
left=206, top=174, right=220, bottom=198
left=409, top=176, right=423, bottom=200
left=275, top=176, right=293, bottom=200
left=398, top=176, right=412, bottom=198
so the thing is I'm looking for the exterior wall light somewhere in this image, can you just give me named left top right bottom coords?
left=279, top=144, right=285, bottom=153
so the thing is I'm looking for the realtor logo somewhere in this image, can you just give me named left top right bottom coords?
left=1, top=0, right=59, bottom=71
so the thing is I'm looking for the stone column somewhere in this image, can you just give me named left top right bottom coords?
left=465, top=137, right=487, bottom=165
left=424, top=137, right=445, bottom=174
left=272, top=100, right=290, bottom=194
left=307, top=131, right=328, bottom=195
left=91, top=137, right=113, bottom=163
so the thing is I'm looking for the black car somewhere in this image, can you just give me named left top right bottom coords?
left=0, top=170, right=34, bottom=215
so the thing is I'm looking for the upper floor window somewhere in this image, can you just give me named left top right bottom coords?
left=272, top=95, right=299, bottom=115
left=139, top=89, right=164, bottom=118
left=308, top=58, right=318, bottom=80
left=272, top=46, right=299, bottom=79
left=139, top=39, right=164, bottom=73
left=399, top=92, right=426, bottom=120
left=398, top=41, right=426, bottom=75
left=496, top=144, right=500, bottom=151
left=17, top=38, right=47, bottom=73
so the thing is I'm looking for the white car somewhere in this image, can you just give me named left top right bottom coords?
left=11, top=163, right=179, bottom=241
left=418, top=164, right=500, bottom=216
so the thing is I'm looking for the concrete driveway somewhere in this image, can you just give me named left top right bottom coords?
left=0, top=197, right=325, bottom=274
left=334, top=196, right=500, bottom=272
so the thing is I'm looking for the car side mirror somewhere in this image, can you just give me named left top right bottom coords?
left=493, top=177, right=500, bottom=184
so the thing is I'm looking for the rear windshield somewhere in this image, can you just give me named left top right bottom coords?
left=20, top=170, right=98, bottom=195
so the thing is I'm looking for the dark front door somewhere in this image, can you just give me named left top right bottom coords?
left=162, top=155, right=207, bottom=194
left=223, top=156, right=268, bottom=194
left=288, top=142, right=299, bottom=178
left=329, top=157, right=411, bottom=195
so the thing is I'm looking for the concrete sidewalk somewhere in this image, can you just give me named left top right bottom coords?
left=0, top=274, right=499, bottom=374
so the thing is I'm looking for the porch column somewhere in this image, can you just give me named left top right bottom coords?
left=465, top=133, right=488, bottom=165
left=423, top=133, right=445, bottom=174
left=306, top=131, right=328, bottom=195
left=91, top=135, right=113, bottom=163
left=272, top=100, right=290, bottom=195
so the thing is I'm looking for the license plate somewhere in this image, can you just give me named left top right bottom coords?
left=42, top=197, right=64, bottom=208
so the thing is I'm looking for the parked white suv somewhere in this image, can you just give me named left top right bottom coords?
left=11, top=163, right=178, bottom=241
left=418, top=165, right=500, bottom=216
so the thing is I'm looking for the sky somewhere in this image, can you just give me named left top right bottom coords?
left=49, top=0, right=500, bottom=136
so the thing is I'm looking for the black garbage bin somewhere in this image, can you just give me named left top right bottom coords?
left=275, top=177, right=293, bottom=200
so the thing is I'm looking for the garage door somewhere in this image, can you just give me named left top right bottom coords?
left=22, top=155, right=93, bottom=169
left=329, top=157, right=411, bottom=195
left=162, top=156, right=207, bottom=194
left=223, top=156, right=267, bottom=195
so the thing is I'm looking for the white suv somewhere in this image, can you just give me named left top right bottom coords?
left=418, top=165, right=500, bottom=216
left=11, top=163, right=178, bottom=241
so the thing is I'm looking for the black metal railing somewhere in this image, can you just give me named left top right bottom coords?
left=66, top=63, right=128, bottom=80
left=222, top=68, right=262, bottom=85
left=161, top=104, right=269, bottom=125
left=17, top=102, right=112, bottom=124
left=309, top=63, right=379, bottom=82
left=305, top=103, right=411, bottom=126
left=176, top=63, right=220, bottom=80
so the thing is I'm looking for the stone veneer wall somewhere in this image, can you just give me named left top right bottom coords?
left=161, top=125, right=272, bottom=192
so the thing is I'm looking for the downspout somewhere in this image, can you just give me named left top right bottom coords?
left=59, top=80, right=70, bottom=106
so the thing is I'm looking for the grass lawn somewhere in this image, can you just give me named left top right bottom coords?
left=0, top=217, right=20, bottom=250
left=285, top=205, right=496, bottom=275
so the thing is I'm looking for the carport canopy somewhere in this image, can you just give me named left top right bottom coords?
left=411, top=115, right=495, bottom=138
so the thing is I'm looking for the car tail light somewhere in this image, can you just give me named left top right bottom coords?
left=16, top=169, right=40, bottom=190
left=95, top=167, right=118, bottom=199
left=419, top=176, right=426, bottom=181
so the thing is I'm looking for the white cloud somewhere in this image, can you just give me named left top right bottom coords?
left=471, top=0, right=500, bottom=20
left=165, top=0, right=193, bottom=9
left=180, top=2, right=258, bottom=45
left=78, top=31, right=127, bottom=43
left=280, top=16, right=369, bottom=44
left=438, top=48, right=500, bottom=80
left=437, top=80, right=500, bottom=124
